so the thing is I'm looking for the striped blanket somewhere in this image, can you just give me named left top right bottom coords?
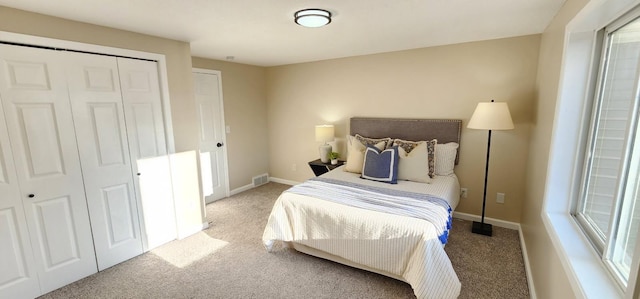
left=262, top=178, right=461, bottom=299
left=287, top=177, right=453, bottom=244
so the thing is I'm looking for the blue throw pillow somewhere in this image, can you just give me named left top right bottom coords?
left=361, top=145, right=399, bottom=184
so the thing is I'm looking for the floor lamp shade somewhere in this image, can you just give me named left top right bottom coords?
left=468, top=102, right=514, bottom=130
left=315, top=125, right=334, bottom=163
left=467, top=100, right=514, bottom=236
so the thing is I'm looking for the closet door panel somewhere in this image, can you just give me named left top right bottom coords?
left=118, top=59, right=167, bottom=158
left=32, top=196, right=80, bottom=265
left=65, top=52, right=143, bottom=271
left=0, top=99, right=39, bottom=299
left=16, top=103, right=64, bottom=177
left=90, top=103, right=126, bottom=165
left=129, top=103, right=161, bottom=157
left=0, top=210, right=29, bottom=287
left=0, top=44, right=97, bottom=294
left=118, top=58, right=176, bottom=250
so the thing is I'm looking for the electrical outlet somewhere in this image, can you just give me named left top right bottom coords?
left=460, top=188, right=468, bottom=198
left=497, top=192, right=505, bottom=204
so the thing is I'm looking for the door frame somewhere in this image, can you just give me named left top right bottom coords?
left=192, top=68, right=230, bottom=201
left=0, top=31, right=176, bottom=154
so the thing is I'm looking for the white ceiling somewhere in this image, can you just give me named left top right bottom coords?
left=0, top=0, right=566, bottom=67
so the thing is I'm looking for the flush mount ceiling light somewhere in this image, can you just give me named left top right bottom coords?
left=294, top=9, right=332, bottom=28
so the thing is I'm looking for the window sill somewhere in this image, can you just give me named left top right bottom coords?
left=543, top=211, right=622, bottom=298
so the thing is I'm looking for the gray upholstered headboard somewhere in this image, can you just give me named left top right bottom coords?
left=350, top=117, right=462, bottom=164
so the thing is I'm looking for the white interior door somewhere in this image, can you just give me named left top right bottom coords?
left=118, top=57, right=177, bottom=250
left=0, top=93, right=40, bottom=299
left=193, top=70, right=228, bottom=203
left=0, top=44, right=97, bottom=294
left=65, top=52, right=143, bottom=271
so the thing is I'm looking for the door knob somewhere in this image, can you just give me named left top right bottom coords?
left=217, top=142, right=224, bottom=147
left=28, top=194, right=35, bottom=198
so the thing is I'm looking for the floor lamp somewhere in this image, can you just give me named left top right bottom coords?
left=467, top=100, right=514, bottom=236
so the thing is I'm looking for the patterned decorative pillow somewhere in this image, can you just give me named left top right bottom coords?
left=398, top=142, right=431, bottom=183
left=361, top=145, right=399, bottom=184
left=393, top=138, right=437, bottom=178
left=344, top=135, right=386, bottom=174
left=435, top=142, right=459, bottom=176
left=355, top=134, right=392, bottom=149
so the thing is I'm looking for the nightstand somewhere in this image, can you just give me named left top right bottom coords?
left=308, top=159, right=344, bottom=176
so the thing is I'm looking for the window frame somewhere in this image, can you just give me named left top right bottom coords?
left=540, top=0, right=640, bottom=298
left=573, top=7, right=640, bottom=289
left=574, top=26, right=608, bottom=254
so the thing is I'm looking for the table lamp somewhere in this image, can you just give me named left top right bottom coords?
left=315, top=125, right=334, bottom=163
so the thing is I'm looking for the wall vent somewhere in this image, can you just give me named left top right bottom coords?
left=253, top=173, right=269, bottom=187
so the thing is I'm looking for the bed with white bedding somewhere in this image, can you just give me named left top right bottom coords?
left=262, top=118, right=463, bottom=299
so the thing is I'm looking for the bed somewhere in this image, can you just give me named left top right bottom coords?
left=262, top=117, right=462, bottom=299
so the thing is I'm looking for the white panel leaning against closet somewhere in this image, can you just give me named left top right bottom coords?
left=0, top=43, right=180, bottom=298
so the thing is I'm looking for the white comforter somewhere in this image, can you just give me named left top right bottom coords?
left=262, top=168, right=461, bottom=299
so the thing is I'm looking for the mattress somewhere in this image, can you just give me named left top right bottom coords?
left=262, top=168, right=462, bottom=299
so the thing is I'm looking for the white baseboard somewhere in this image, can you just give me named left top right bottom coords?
left=519, top=227, right=537, bottom=299
left=269, top=177, right=300, bottom=186
left=452, top=211, right=520, bottom=230
left=229, top=183, right=254, bottom=196
left=229, top=177, right=299, bottom=196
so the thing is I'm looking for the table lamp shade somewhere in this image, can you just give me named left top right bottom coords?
left=467, top=102, right=514, bottom=130
left=315, top=125, right=335, bottom=143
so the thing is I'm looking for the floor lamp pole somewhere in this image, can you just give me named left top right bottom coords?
left=472, top=129, right=493, bottom=236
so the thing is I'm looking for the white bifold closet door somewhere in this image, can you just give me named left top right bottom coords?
left=67, top=54, right=175, bottom=268
left=118, top=57, right=177, bottom=250
left=0, top=43, right=178, bottom=297
left=65, top=52, right=144, bottom=271
left=0, top=83, right=40, bottom=299
left=0, top=44, right=98, bottom=295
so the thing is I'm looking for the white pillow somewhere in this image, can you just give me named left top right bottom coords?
left=397, top=142, right=431, bottom=183
left=435, top=142, right=459, bottom=176
left=344, top=135, right=386, bottom=174
left=393, top=138, right=437, bottom=178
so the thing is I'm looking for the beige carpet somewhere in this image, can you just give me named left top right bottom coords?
left=39, top=182, right=529, bottom=299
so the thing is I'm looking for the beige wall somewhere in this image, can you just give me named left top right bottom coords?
left=266, top=35, right=540, bottom=223
left=521, top=0, right=588, bottom=297
left=191, top=58, right=270, bottom=190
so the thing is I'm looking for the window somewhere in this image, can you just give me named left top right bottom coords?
left=575, top=10, right=640, bottom=288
